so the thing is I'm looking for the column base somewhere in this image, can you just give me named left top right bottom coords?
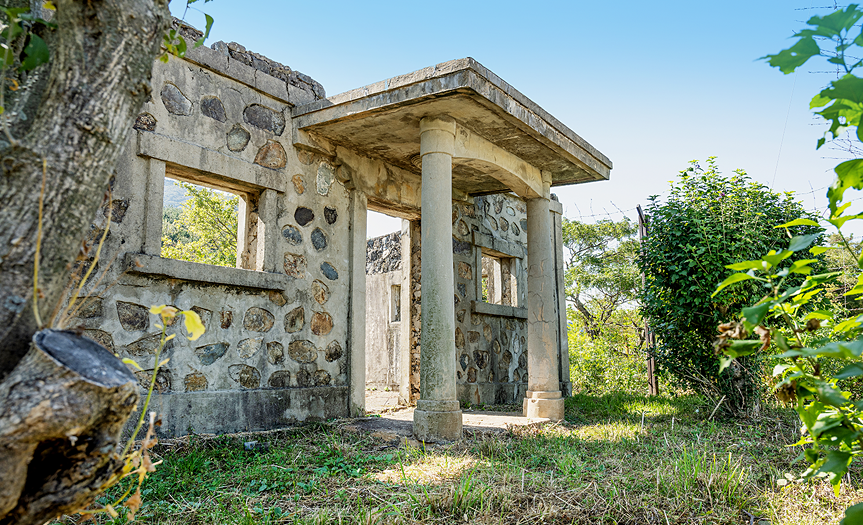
left=413, top=399, right=462, bottom=442
left=523, top=390, right=564, bottom=421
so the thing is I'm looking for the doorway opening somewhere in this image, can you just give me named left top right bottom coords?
left=365, top=209, right=406, bottom=412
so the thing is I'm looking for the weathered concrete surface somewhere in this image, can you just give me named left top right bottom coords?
left=293, top=58, right=612, bottom=192
left=365, top=233, right=402, bottom=390
left=414, top=116, right=462, bottom=442
left=523, top=178, right=564, bottom=421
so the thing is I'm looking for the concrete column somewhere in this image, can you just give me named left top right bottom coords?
left=523, top=173, right=565, bottom=421
left=348, top=190, right=367, bottom=416
left=413, top=116, right=462, bottom=442
left=142, top=158, right=166, bottom=256
left=398, top=219, right=413, bottom=406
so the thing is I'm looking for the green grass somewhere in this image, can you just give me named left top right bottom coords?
left=54, top=394, right=863, bottom=524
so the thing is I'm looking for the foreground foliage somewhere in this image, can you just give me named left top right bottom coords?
left=51, top=395, right=861, bottom=524
left=161, top=181, right=238, bottom=267
left=717, top=5, right=863, bottom=522
left=639, top=158, right=822, bottom=414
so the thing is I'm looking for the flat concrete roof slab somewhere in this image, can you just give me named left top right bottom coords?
left=292, top=58, right=611, bottom=195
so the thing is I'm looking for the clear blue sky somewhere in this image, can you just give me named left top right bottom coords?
left=173, top=1, right=855, bottom=236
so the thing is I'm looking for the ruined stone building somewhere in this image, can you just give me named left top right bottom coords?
left=71, top=24, right=611, bottom=441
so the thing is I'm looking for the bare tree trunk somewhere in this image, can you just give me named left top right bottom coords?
left=0, top=330, right=139, bottom=525
left=0, top=0, right=171, bottom=381
left=0, top=1, right=170, bottom=522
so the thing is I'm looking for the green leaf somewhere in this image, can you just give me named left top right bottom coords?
left=742, top=303, right=772, bottom=326
left=841, top=502, right=863, bottom=525
left=718, top=355, right=733, bottom=374
left=724, top=340, right=762, bottom=358
left=19, top=34, right=48, bottom=71
left=775, top=218, right=820, bottom=228
left=763, top=36, right=821, bottom=74
left=828, top=158, right=863, bottom=214
left=763, top=250, right=793, bottom=267
left=815, top=380, right=850, bottom=407
left=725, top=260, right=765, bottom=271
left=712, top=273, right=755, bottom=297
left=195, top=13, right=215, bottom=48
left=818, top=450, right=852, bottom=496
left=810, top=246, right=837, bottom=255
left=835, top=363, right=863, bottom=379
left=788, top=234, right=820, bottom=252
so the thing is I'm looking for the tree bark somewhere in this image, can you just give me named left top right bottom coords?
left=0, top=0, right=171, bottom=381
left=0, top=330, right=139, bottom=525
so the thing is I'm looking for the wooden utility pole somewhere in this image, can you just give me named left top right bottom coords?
left=637, top=205, right=659, bottom=396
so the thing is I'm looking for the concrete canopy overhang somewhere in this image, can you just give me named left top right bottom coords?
left=291, top=58, right=612, bottom=199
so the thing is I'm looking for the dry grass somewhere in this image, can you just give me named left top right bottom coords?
left=51, top=393, right=863, bottom=524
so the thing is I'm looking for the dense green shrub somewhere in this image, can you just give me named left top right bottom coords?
left=638, top=159, right=823, bottom=413
left=568, top=309, right=647, bottom=395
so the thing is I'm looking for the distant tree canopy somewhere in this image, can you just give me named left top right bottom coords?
left=638, top=158, right=824, bottom=413
left=562, top=217, right=641, bottom=342
left=161, top=181, right=238, bottom=267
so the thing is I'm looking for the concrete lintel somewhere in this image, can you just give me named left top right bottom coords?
left=549, top=198, right=563, bottom=215
left=471, top=300, right=528, bottom=319
left=472, top=231, right=525, bottom=259
left=454, top=125, right=542, bottom=199
left=292, top=128, right=336, bottom=157
left=136, top=131, right=286, bottom=193
left=124, top=253, right=288, bottom=291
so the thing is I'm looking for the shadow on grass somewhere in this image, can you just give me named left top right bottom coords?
left=564, top=391, right=708, bottom=426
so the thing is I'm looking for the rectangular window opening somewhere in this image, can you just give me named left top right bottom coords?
left=481, top=252, right=517, bottom=306
left=161, top=176, right=241, bottom=268
left=391, top=285, right=401, bottom=322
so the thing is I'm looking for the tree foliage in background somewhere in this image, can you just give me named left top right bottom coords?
left=562, top=218, right=646, bottom=394
left=639, top=159, right=823, bottom=414
left=717, top=7, right=863, bottom=521
left=161, top=181, right=238, bottom=267
left=562, top=218, right=641, bottom=340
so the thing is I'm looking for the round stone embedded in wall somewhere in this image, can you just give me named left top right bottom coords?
left=456, top=309, right=466, bottom=323
left=160, top=83, right=192, bottom=115
left=474, top=350, right=489, bottom=369
left=499, top=218, right=509, bottom=232
left=494, top=198, right=504, bottom=214
left=493, top=340, right=501, bottom=354
left=195, top=342, right=228, bottom=366
left=227, top=124, right=251, bottom=152
left=501, top=350, right=513, bottom=367
left=311, top=311, right=333, bottom=336
left=311, top=228, right=327, bottom=251
left=284, top=253, right=307, bottom=279
left=457, top=220, right=469, bottom=237
left=220, top=310, right=233, bottom=329
left=229, top=364, right=261, bottom=389
left=127, top=333, right=173, bottom=356
left=201, top=96, right=226, bottom=122
left=317, top=163, right=334, bottom=196
left=184, top=371, right=208, bottom=392
left=459, top=353, right=470, bottom=371
left=134, top=112, right=156, bottom=132
left=254, top=140, right=287, bottom=169
left=487, top=216, right=498, bottom=231
left=237, top=337, right=264, bottom=358
left=483, top=324, right=492, bottom=342
left=325, top=341, right=342, bottom=362
left=457, top=283, right=466, bottom=298
left=320, top=262, right=338, bottom=281
left=455, top=327, right=465, bottom=349
left=324, top=206, right=338, bottom=225
left=520, top=219, right=528, bottom=232
left=296, top=368, right=312, bottom=387
left=243, top=103, right=286, bottom=135
left=288, top=340, right=318, bottom=363
left=268, top=370, right=291, bottom=388
left=506, top=206, right=516, bottom=216
left=467, top=367, right=477, bottom=383
left=312, top=280, right=330, bottom=304
left=268, top=291, right=288, bottom=306
left=243, top=307, right=275, bottom=332
left=468, top=331, right=480, bottom=344
left=284, top=306, right=304, bottom=333
left=267, top=341, right=285, bottom=364
left=511, top=224, right=520, bottom=236
left=292, top=174, right=305, bottom=195
left=135, top=368, right=172, bottom=392
left=295, top=207, right=314, bottom=226
left=83, top=329, right=114, bottom=352
left=314, top=370, right=331, bottom=386
left=117, top=301, right=149, bottom=332
left=282, top=225, right=302, bottom=246
left=458, top=262, right=473, bottom=280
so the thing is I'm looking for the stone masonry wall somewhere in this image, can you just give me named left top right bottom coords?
left=65, top=41, right=351, bottom=436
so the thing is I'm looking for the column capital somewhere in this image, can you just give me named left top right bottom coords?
left=420, top=115, right=456, bottom=136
